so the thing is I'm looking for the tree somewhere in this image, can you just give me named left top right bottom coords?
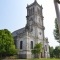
left=53, top=46, right=60, bottom=58
left=31, top=43, right=42, bottom=58
left=55, top=0, right=60, bottom=4
left=49, top=46, right=54, bottom=58
left=49, top=46, right=60, bottom=58
left=0, top=29, right=17, bottom=58
left=53, top=18, right=60, bottom=44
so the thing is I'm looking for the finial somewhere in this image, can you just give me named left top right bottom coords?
left=27, top=4, right=28, bottom=6
left=35, top=0, right=37, bottom=2
left=34, top=0, right=37, bottom=3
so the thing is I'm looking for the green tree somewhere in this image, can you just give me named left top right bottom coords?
left=49, top=46, right=54, bottom=58
left=55, top=0, right=60, bottom=4
left=53, top=18, right=60, bottom=43
left=0, top=29, right=17, bottom=58
left=31, top=43, right=42, bottom=58
left=49, top=46, right=60, bottom=58
left=53, top=46, right=60, bottom=58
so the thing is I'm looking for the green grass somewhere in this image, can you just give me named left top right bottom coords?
left=27, top=58, right=60, bottom=60
left=30, top=58, right=60, bottom=60
left=2, top=58, right=60, bottom=60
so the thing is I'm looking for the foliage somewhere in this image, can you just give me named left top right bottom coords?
left=53, top=18, right=60, bottom=43
left=49, top=46, right=60, bottom=58
left=49, top=46, right=54, bottom=58
left=0, top=29, right=17, bottom=58
left=53, top=46, right=60, bottom=58
left=31, top=43, right=42, bottom=58
left=56, top=0, right=60, bottom=4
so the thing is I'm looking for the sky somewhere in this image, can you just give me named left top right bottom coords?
left=0, top=0, right=60, bottom=48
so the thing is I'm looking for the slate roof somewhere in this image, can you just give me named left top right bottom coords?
left=12, top=27, right=25, bottom=37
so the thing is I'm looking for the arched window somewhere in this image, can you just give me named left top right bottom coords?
left=33, top=7, right=34, bottom=13
left=20, top=41, right=23, bottom=49
left=45, top=45, right=47, bottom=51
left=40, top=32, right=41, bottom=35
left=29, top=9, right=31, bottom=16
left=31, top=41, right=33, bottom=49
left=31, top=8, right=32, bottom=15
left=37, top=8, right=40, bottom=14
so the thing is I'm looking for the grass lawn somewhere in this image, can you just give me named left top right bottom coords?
left=29, top=58, right=60, bottom=60
left=2, top=58, right=60, bottom=60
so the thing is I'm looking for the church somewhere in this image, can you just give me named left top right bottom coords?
left=12, top=0, right=50, bottom=58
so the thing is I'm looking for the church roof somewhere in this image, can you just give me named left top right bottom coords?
left=12, top=27, right=25, bottom=37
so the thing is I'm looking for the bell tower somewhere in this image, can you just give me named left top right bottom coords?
left=26, top=0, right=44, bottom=39
left=26, top=0, right=45, bottom=58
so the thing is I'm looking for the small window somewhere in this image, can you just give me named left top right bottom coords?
left=45, top=45, right=47, bottom=51
left=29, top=9, right=30, bottom=15
left=40, top=32, right=41, bottom=35
left=29, top=9, right=31, bottom=15
left=31, top=41, right=33, bottom=49
left=33, top=7, right=34, bottom=14
left=31, top=8, right=32, bottom=15
left=37, top=8, right=40, bottom=14
left=20, top=41, right=23, bottom=49
left=39, top=18, right=40, bottom=22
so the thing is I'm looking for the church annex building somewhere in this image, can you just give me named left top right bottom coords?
left=12, top=0, right=50, bottom=59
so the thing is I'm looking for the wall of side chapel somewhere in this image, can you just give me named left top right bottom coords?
left=16, top=36, right=28, bottom=54
left=26, top=35, right=35, bottom=58
left=44, top=39, right=50, bottom=58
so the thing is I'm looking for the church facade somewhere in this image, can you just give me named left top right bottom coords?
left=12, top=0, right=50, bottom=58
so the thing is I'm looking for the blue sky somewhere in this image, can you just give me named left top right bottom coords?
left=0, top=0, right=60, bottom=48
left=0, top=0, right=27, bottom=32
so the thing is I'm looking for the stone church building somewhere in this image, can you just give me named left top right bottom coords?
left=12, top=0, right=50, bottom=58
